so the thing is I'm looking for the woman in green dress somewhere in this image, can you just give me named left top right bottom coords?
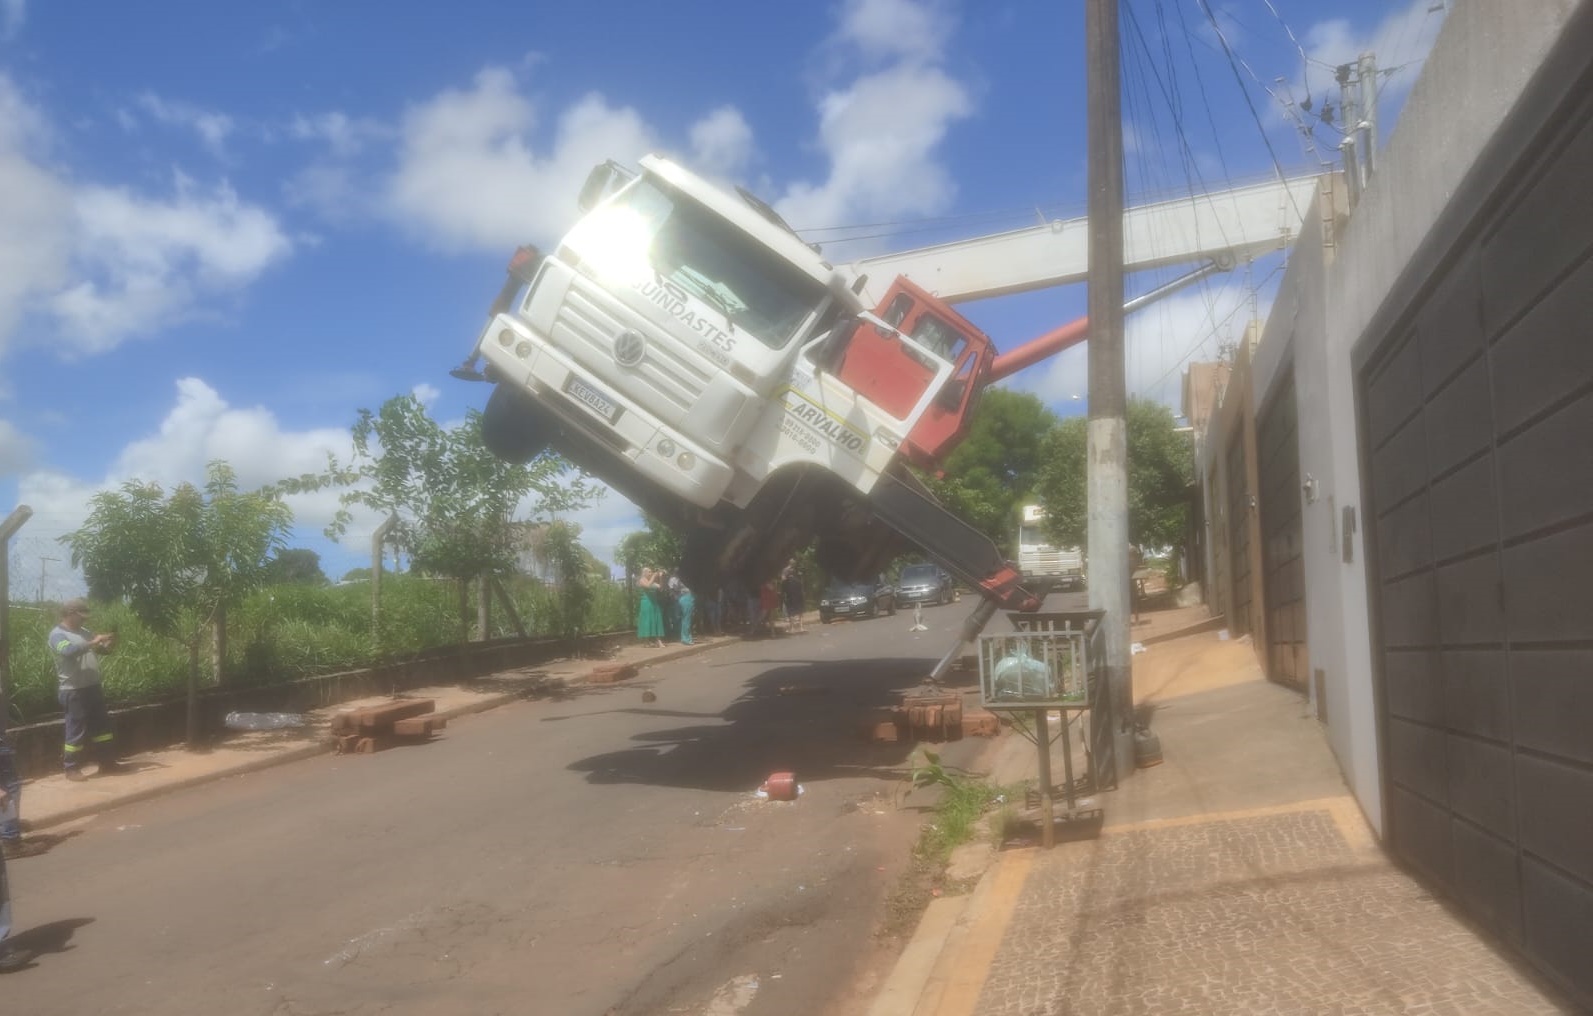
left=637, top=567, right=666, bottom=648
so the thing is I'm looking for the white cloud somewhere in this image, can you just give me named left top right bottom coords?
left=7, top=377, right=647, bottom=596
left=0, top=75, right=74, bottom=361
left=0, top=418, right=33, bottom=473
left=688, top=106, right=755, bottom=181
left=0, top=75, right=292, bottom=362
left=289, top=111, right=387, bottom=158
left=50, top=175, right=292, bottom=353
left=1, top=0, right=24, bottom=40
left=11, top=377, right=371, bottom=598
left=774, top=0, right=973, bottom=233
left=135, top=93, right=236, bottom=158
left=838, top=0, right=953, bottom=64
left=384, top=68, right=655, bottom=252
left=411, top=382, right=440, bottom=405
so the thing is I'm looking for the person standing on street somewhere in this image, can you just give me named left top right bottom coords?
left=781, top=563, right=806, bottom=634
left=0, top=783, right=32, bottom=973
left=636, top=568, right=667, bottom=648
left=48, top=598, right=123, bottom=781
left=677, top=582, right=696, bottom=645
left=0, top=732, right=36, bottom=860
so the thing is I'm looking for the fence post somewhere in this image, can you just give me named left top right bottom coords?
left=371, top=514, right=398, bottom=645
left=0, top=506, right=35, bottom=729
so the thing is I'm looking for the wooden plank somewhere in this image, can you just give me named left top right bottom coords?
left=355, top=698, right=435, bottom=730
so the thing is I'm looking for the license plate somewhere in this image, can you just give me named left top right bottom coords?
left=564, top=376, right=621, bottom=422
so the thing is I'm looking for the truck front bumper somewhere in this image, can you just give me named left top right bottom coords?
left=479, top=314, right=733, bottom=509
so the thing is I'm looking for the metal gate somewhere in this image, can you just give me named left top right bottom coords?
left=1257, top=379, right=1307, bottom=690
left=1355, top=15, right=1593, bottom=1007
left=1224, top=433, right=1252, bottom=636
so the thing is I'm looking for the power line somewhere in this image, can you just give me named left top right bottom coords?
left=1191, top=0, right=1306, bottom=223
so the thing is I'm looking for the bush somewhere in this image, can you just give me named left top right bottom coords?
left=5, top=574, right=628, bottom=723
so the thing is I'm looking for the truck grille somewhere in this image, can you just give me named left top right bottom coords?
left=551, top=283, right=713, bottom=425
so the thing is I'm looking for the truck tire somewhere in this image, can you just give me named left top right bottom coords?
left=481, top=386, right=552, bottom=464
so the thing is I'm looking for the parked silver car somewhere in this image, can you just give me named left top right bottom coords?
left=895, top=562, right=956, bottom=607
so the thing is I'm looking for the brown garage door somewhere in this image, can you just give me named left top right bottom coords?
left=1224, top=433, right=1252, bottom=637
left=1356, top=15, right=1593, bottom=1008
left=1257, top=379, right=1307, bottom=691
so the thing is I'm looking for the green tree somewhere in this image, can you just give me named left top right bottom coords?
left=615, top=515, right=684, bottom=579
left=289, top=394, right=598, bottom=642
left=541, top=520, right=595, bottom=649
left=923, top=388, right=1061, bottom=552
left=263, top=548, right=328, bottom=586
left=1033, top=398, right=1194, bottom=556
left=62, top=462, right=293, bottom=744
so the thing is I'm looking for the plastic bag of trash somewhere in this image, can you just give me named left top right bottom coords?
left=224, top=711, right=306, bottom=731
left=991, top=642, right=1057, bottom=700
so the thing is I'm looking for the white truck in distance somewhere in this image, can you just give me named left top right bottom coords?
left=1017, top=503, right=1085, bottom=591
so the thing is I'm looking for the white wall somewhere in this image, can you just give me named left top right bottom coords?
left=1206, top=0, right=1582, bottom=835
left=1274, top=0, right=1573, bottom=834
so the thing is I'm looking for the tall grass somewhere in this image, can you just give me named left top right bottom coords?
left=3, top=573, right=631, bottom=724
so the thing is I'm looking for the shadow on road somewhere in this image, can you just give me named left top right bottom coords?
left=9, top=917, right=95, bottom=957
left=566, top=655, right=950, bottom=792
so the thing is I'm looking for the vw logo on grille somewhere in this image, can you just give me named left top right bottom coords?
left=614, top=329, right=646, bottom=368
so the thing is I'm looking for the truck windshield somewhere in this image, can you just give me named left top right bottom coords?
left=601, top=178, right=830, bottom=350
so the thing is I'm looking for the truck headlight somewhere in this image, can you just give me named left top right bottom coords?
left=515, top=341, right=533, bottom=358
left=676, top=451, right=696, bottom=470
left=497, top=329, right=514, bottom=347
left=657, top=438, right=676, bottom=458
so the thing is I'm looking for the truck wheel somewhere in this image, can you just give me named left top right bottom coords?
left=481, top=386, right=552, bottom=464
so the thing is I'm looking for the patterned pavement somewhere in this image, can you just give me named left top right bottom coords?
left=974, top=802, right=1570, bottom=1015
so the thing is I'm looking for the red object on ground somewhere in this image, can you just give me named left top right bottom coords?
left=762, top=772, right=798, bottom=801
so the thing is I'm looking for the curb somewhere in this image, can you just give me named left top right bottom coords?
left=21, top=741, right=337, bottom=833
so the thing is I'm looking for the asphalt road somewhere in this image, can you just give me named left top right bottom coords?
left=4, top=595, right=1009, bottom=1016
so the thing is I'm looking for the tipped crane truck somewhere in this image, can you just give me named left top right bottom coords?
left=455, top=155, right=1323, bottom=624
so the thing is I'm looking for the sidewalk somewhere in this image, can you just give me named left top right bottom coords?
left=872, top=628, right=1579, bottom=1016
left=10, top=634, right=732, bottom=839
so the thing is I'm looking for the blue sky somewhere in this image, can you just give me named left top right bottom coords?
left=0, top=0, right=1446, bottom=595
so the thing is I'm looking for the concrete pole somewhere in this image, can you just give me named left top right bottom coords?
left=1086, top=0, right=1134, bottom=780
left=371, top=514, right=399, bottom=641
left=1359, top=52, right=1379, bottom=179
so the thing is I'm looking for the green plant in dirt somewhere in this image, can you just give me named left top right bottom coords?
left=907, top=750, right=1014, bottom=863
left=60, top=462, right=293, bottom=744
left=910, top=749, right=961, bottom=790
left=283, top=393, right=599, bottom=642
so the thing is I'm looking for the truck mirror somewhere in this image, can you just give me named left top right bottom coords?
left=827, top=271, right=865, bottom=315
left=577, top=161, right=625, bottom=212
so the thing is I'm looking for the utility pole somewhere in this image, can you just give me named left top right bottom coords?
left=39, top=556, right=59, bottom=603
left=1086, top=0, right=1134, bottom=780
left=1359, top=52, right=1379, bottom=179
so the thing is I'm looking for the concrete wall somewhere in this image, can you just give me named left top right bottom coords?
left=1198, top=0, right=1583, bottom=835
